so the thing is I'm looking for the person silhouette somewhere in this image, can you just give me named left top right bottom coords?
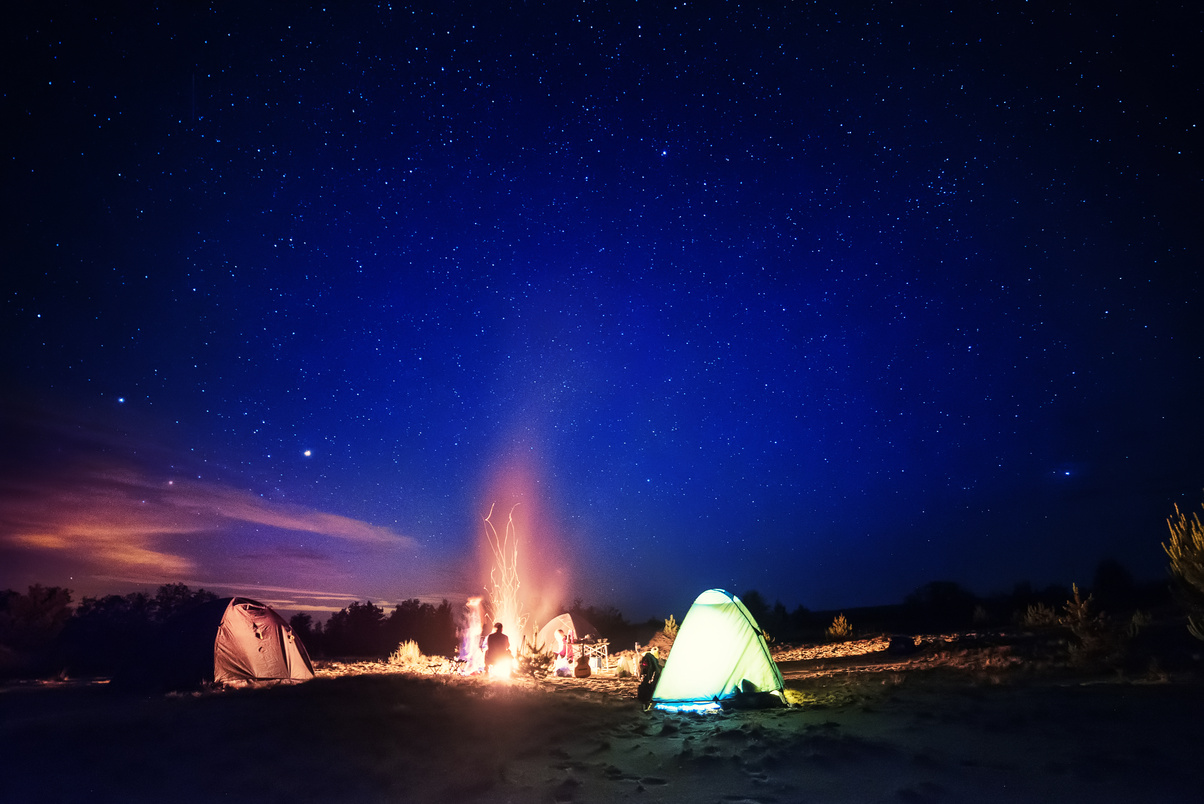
left=485, top=622, right=511, bottom=670
left=637, top=646, right=660, bottom=704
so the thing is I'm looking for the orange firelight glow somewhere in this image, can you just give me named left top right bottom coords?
left=488, top=655, right=513, bottom=679
left=475, top=456, right=572, bottom=646
left=482, top=502, right=528, bottom=647
left=459, top=596, right=486, bottom=674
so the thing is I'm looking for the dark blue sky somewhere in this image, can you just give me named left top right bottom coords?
left=3, top=1, right=1201, bottom=622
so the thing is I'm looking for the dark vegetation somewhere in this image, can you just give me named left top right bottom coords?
left=738, top=558, right=1175, bottom=645
left=0, top=586, right=459, bottom=681
left=1165, top=500, right=1204, bottom=640
left=290, top=598, right=458, bottom=659
left=0, top=557, right=1195, bottom=682
left=0, top=583, right=217, bottom=679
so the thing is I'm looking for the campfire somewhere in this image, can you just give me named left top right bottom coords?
left=457, top=504, right=529, bottom=679
left=458, top=597, right=486, bottom=674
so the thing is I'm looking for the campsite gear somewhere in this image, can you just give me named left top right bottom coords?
left=536, top=613, right=601, bottom=660
left=636, top=649, right=660, bottom=703
left=577, top=637, right=610, bottom=669
left=158, top=597, right=314, bottom=688
left=649, top=589, right=785, bottom=712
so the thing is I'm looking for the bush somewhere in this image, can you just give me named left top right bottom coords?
left=826, top=613, right=852, bottom=641
left=518, top=648, right=555, bottom=678
left=1128, top=610, right=1152, bottom=638
left=387, top=640, right=423, bottom=668
left=662, top=614, right=678, bottom=640
left=1059, top=583, right=1123, bottom=668
left=1020, top=602, right=1059, bottom=629
left=1165, top=501, right=1204, bottom=641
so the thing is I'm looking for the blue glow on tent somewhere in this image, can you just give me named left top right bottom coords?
left=652, top=700, right=723, bottom=714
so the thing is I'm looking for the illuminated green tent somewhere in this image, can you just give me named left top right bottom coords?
left=651, top=589, right=786, bottom=712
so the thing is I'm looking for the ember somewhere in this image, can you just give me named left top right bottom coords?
left=482, top=503, right=528, bottom=648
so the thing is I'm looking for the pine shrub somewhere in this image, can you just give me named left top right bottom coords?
left=1020, top=602, right=1059, bottom=629
left=387, top=639, right=423, bottom=668
left=1165, top=501, right=1204, bottom=641
left=826, top=613, right=852, bottom=641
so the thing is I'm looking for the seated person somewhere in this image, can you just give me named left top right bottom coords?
left=484, top=622, right=511, bottom=668
left=554, top=628, right=569, bottom=658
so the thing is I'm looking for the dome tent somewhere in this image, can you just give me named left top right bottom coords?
left=155, top=597, right=314, bottom=688
left=650, top=589, right=785, bottom=713
left=536, top=612, right=601, bottom=652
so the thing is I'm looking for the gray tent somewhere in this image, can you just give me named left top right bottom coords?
left=536, top=613, right=601, bottom=653
left=158, top=597, right=314, bottom=688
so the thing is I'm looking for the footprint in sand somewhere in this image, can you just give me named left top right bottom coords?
left=602, top=764, right=638, bottom=781
left=552, top=776, right=580, bottom=802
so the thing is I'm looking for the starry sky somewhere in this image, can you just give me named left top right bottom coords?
left=3, top=1, right=1201, bottom=622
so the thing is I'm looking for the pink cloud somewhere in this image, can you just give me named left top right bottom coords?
left=0, top=457, right=418, bottom=595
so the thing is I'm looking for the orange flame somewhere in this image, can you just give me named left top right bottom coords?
left=458, top=596, right=485, bottom=674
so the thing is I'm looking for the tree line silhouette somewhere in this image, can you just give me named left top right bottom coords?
left=0, top=584, right=464, bottom=679
left=0, top=581, right=658, bottom=680
left=288, top=598, right=458, bottom=658
left=0, top=558, right=1172, bottom=680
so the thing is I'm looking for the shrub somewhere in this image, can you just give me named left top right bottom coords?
left=1060, top=584, right=1097, bottom=630
left=511, top=634, right=554, bottom=677
left=518, top=649, right=555, bottom=678
left=1128, top=610, right=1152, bottom=638
left=387, top=640, right=423, bottom=668
left=1059, top=583, right=1122, bottom=667
left=1165, top=501, right=1204, bottom=641
left=662, top=614, right=678, bottom=640
left=1021, top=602, right=1059, bottom=629
left=826, top=613, right=852, bottom=641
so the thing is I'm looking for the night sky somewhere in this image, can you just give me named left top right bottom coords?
left=3, top=2, right=1201, bottom=623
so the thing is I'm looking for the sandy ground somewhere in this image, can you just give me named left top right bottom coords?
left=1, top=638, right=1200, bottom=803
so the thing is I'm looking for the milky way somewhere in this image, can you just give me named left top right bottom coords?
left=3, top=2, right=1201, bottom=618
